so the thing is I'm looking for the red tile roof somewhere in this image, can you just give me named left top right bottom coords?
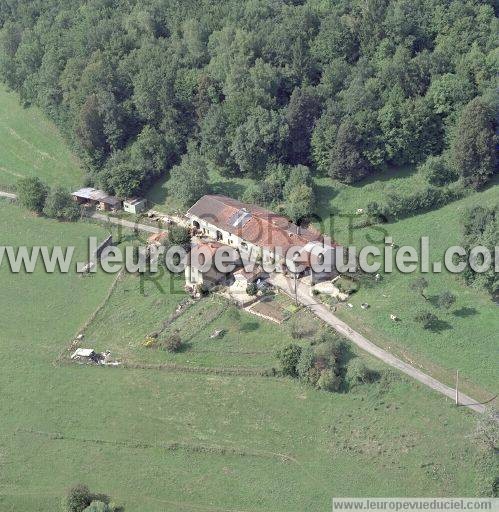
left=187, top=195, right=327, bottom=253
left=188, top=241, right=239, bottom=271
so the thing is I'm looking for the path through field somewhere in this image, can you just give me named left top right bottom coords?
left=0, top=190, right=16, bottom=199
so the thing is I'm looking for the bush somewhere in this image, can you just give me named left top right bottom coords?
left=414, top=311, right=438, bottom=330
left=43, top=187, right=80, bottom=221
left=289, top=317, right=311, bottom=339
left=83, top=502, right=111, bottom=512
left=161, top=333, right=183, bottom=353
left=246, top=282, right=258, bottom=296
left=16, top=176, right=49, bottom=214
left=142, top=336, right=157, bottom=348
left=335, top=277, right=358, bottom=294
left=275, top=344, right=302, bottom=377
left=296, top=346, right=314, bottom=380
left=306, top=366, right=322, bottom=387
left=384, top=184, right=467, bottom=220
left=166, top=225, right=191, bottom=250
left=437, top=291, right=456, bottom=310
left=409, top=277, right=429, bottom=300
left=419, top=155, right=458, bottom=187
left=317, top=369, right=343, bottom=392
left=348, top=358, right=377, bottom=385
left=366, top=201, right=388, bottom=223
left=313, top=335, right=347, bottom=366
left=65, top=484, right=95, bottom=512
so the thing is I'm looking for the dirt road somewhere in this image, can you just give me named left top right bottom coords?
left=87, top=212, right=164, bottom=234
left=269, top=273, right=488, bottom=415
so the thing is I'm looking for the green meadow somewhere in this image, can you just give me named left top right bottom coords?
left=0, top=201, right=497, bottom=511
left=316, top=176, right=499, bottom=397
left=84, top=271, right=318, bottom=369
left=0, top=84, right=82, bottom=190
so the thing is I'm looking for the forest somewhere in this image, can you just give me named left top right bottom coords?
left=0, top=0, right=497, bottom=212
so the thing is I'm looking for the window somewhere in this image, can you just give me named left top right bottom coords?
left=216, top=230, right=223, bottom=241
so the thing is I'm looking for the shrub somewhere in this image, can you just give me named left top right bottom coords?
left=414, top=311, right=438, bottom=329
left=419, top=155, right=458, bottom=187
left=385, top=184, right=467, bottom=220
left=16, top=176, right=49, bottom=214
left=296, top=346, right=314, bottom=380
left=317, top=369, right=343, bottom=392
left=437, top=291, right=456, bottom=310
left=161, top=333, right=183, bottom=353
left=313, top=336, right=347, bottom=366
left=366, top=201, right=388, bottom=223
left=166, top=225, right=191, bottom=250
left=246, top=282, right=258, bottom=296
left=83, top=502, right=111, bottom=512
left=43, top=187, right=80, bottom=221
left=65, top=484, right=94, bottom=512
left=142, top=336, right=157, bottom=348
left=275, top=344, right=302, bottom=377
left=348, top=358, right=376, bottom=385
left=289, top=317, right=310, bottom=339
left=409, top=277, right=428, bottom=300
left=335, top=277, right=358, bottom=294
left=306, top=366, right=322, bottom=387
left=379, top=369, right=401, bottom=393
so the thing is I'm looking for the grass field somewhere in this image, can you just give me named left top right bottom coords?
left=318, top=178, right=499, bottom=396
left=1, top=203, right=497, bottom=511
left=147, top=166, right=498, bottom=396
left=84, top=272, right=320, bottom=369
left=0, top=84, right=83, bottom=190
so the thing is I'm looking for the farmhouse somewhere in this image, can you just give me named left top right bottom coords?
left=184, top=241, right=240, bottom=291
left=186, top=195, right=339, bottom=282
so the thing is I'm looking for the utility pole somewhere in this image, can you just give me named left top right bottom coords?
left=455, top=369, right=459, bottom=406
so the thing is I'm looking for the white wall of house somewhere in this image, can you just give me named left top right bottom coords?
left=189, top=215, right=261, bottom=256
left=185, top=263, right=227, bottom=289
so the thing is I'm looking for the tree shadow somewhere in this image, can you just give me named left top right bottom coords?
left=210, top=180, right=246, bottom=200
left=350, top=165, right=418, bottom=187
left=176, top=341, right=192, bottom=353
left=427, top=319, right=452, bottom=333
left=314, top=183, right=339, bottom=216
left=146, top=174, right=169, bottom=204
left=240, top=321, right=259, bottom=333
left=428, top=295, right=440, bottom=308
left=453, top=306, right=478, bottom=318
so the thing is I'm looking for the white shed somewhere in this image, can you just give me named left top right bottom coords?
left=123, top=197, right=147, bottom=214
left=71, top=348, right=96, bottom=360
